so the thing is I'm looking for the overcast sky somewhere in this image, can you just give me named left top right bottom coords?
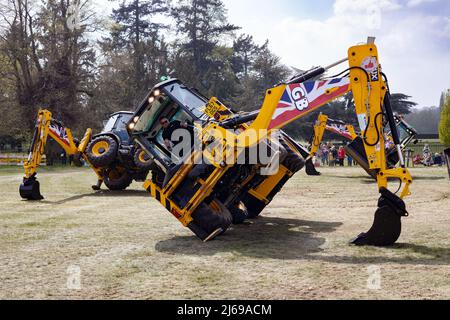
left=95, top=0, right=450, bottom=108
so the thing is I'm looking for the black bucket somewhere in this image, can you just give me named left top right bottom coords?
left=351, top=187, right=408, bottom=246
left=19, top=176, right=44, bottom=200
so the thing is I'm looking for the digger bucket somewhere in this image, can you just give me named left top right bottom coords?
left=305, top=158, right=321, bottom=176
left=19, top=174, right=44, bottom=200
left=351, top=187, right=408, bottom=246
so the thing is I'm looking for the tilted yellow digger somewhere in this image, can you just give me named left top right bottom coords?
left=307, top=112, right=417, bottom=177
left=128, top=38, right=414, bottom=246
left=19, top=110, right=153, bottom=200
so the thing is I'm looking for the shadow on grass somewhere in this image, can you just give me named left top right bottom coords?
left=156, top=217, right=450, bottom=265
left=155, top=217, right=342, bottom=260
left=326, top=174, right=373, bottom=180
left=309, top=243, right=450, bottom=266
left=40, top=189, right=149, bottom=205
left=410, top=176, right=446, bottom=181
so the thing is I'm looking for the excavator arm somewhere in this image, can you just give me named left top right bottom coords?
left=235, top=38, right=412, bottom=245
left=19, top=109, right=100, bottom=200
left=308, top=113, right=357, bottom=158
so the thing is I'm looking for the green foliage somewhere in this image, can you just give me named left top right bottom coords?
left=0, top=0, right=427, bottom=145
left=405, top=106, right=441, bottom=134
left=439, top=91, right=450, bottom=146
left=389, top=93, right=416, bottom=115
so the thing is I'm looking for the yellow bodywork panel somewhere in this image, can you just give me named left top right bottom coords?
left=348, top=44, right=387, bottom=170
left=249, top=165, right=290, bottom=203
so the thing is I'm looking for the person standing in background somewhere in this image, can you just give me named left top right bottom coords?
left=338, top=146, right=346, bottom=167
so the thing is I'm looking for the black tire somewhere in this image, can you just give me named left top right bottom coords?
left=150, top=163, right=165, bottom=188
left=103, top=166, right=133, bottom=190
left=242, top=194, right=267, bottom=219
left=280, top=138, right=305, bottom=173
left=86, top=135, right=118, bottom=167
left=191, top=200, right=232, bottom=238
left=229, top=202, right=248, bottom=224
left=133, top=147, right=154, bottom=170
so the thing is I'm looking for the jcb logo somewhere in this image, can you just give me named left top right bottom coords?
left=361, top=56, right=379, bottom=82
left=291, top=86, right=309, bottom=111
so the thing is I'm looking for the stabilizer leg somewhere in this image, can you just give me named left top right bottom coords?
left=305, top=158, right=321, bottom=176
left=351, top=187, right=408, bottom=246
left=92, top=179, right=103, bottom=191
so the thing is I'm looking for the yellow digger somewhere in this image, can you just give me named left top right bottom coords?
left=307, top=112, right=417, bottom=177
left=128, top=38, right=414, bottom=246
left=19, top=110, right=153, bottom=200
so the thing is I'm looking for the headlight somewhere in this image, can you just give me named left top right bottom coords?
left=128, top=123, right=135, bottom=130
left=154, top=89, right=160, bottom=96
left=148, top=96, right=155, bottom=103
left=133, top=116, right=139, bottom=123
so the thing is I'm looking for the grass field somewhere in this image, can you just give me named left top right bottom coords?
left=0, top=165, right=449, bottom=299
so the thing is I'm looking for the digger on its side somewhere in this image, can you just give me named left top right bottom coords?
left=19, top=110, right=153, bottom=200
left=128, top=38, right=414, bottom=246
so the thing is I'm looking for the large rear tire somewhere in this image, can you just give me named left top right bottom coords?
left=86, top=135, right=118, bottom=167
left=103, top=166, right=133, bottom=190
left=191, top=200, right=232, bottom=239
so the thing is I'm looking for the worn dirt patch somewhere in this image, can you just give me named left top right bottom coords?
left=1, top=166, right=449, bottom=299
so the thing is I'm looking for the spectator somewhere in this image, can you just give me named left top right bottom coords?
left=423, top=144, right=433, bottom=166
left=321, top=144, right=329, bottom=166
left=329, top=145, right=337, bottom=166
left=338, top=146, right=346, bottom=166
left=434, top=153, right=443, bottom=166
left=347, top=154, right=353, bottom=167
left=61, top=151, right=67, bottom=165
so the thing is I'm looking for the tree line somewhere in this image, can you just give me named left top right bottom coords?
left=0, top=0, right=418, bottom=149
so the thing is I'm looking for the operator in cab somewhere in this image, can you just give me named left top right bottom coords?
left=159, top=117, right=194, bottom=152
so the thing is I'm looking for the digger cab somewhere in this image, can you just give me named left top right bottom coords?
left=127, top=79, right=210, bottom=171
left=99, top=111, right=134, bottom=146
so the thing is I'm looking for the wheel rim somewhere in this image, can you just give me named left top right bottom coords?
left=92, top=141, right=110, bottom=156
left=138, top=150, right=148, bottom=163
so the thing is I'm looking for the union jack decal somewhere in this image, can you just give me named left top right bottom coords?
left=269, top=77, right=350, bottom=130
left=49, top=122, right=71, bottom=147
